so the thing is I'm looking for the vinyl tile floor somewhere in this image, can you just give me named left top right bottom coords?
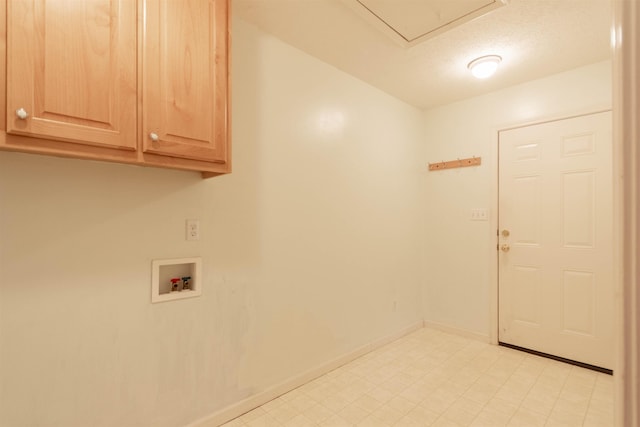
left=220, top=328, right=614, bottom=427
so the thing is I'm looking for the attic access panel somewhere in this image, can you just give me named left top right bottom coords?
left=343, top=0, right=508, bottom=47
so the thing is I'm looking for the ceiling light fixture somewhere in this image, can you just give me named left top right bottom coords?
left=468, top=55, right=502, bottom=79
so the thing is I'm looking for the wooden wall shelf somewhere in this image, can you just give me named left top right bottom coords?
left=428, top=156, right=481, bottom=171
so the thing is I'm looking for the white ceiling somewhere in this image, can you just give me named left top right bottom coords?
left=233, top=0, right=613, bottom=110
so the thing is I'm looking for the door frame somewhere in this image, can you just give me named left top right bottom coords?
left=612, top=1, right=640, bottom=425
left=488, top=1, right=640, bottom=423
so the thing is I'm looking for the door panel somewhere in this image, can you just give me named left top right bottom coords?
left=142, top=0, right=229, bottom=163
left=562, top=171, right=595, bottom=247
left=498, top=111, right=613, bottom=369
left=6, top=0, right=137, bottom=149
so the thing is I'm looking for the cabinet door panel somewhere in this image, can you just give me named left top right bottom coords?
left=6, top=0, right=137, bottom=150
left=143, top=0, right=229, bottom=163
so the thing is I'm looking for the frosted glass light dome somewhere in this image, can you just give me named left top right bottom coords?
left=468, top=55, right=502, bottom=79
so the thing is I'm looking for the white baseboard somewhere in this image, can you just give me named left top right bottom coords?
left=422, top=320, right=491, bottom=343
left=186, top=321, right=424, bottom=427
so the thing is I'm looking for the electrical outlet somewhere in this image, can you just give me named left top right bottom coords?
left=470, top=208, right=489, bottom=221
left=186, top=219, right=200, bottom=241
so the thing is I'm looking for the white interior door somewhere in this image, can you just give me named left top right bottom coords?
left=498, top=111, right=614, bottom=370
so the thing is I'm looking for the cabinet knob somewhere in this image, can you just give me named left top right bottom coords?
left=15, top=108, right=28, bottom=120
left=149, top=132, right=159, bottom=142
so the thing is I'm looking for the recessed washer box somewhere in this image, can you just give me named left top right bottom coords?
left=151, top=257, right=202, bottom=303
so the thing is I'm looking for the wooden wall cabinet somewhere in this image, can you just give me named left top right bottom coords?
left=0, top=0, right=230, bottom=177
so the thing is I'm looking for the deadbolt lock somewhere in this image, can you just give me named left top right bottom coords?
left=501, top=229, right=510, bottom=237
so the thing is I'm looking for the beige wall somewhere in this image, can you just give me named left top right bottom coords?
left=0, top=16, right=613, bottom=427
left=421, top=60, right=612, bottom=337
left=0, top=19, right=425, bottom=427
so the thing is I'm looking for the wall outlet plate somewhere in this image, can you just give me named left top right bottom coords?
left=186, top=219, right=200, bottom=241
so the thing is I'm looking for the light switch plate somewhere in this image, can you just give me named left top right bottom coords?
left=470, top=208, right=489, bottom=221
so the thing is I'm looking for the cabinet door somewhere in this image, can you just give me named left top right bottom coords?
left=6, top=0, right=137, bottom=150
left=142, top=0, right=229, bottom=164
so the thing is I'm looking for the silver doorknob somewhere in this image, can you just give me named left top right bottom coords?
left=15, top=108, right=28, bottom=120
left=500, top=244, right=510, bottom=253
left=149, top=132, right=159, bottom=142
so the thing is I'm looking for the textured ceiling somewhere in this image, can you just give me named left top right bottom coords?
left=233, top=0, right=613, bottom=110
